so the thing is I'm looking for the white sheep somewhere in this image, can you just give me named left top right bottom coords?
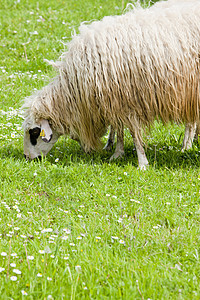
left=22, top=0, right=200, bottom=168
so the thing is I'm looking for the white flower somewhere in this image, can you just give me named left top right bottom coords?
left=76, top=236, right=82, bottom=240
left=34, top=172, right=37, bottom=176
left=30, top=31, right=38, bottom=35
left=10, top=263, right=16, bottom=267
left=63, top=229, right=71, bottom=234
left=153, top=225, right=161, bottom=229
left=111, top=236, right=119, bottom=240
left=69, top=243, right=75, bottom=246
left=39, top=250, right=45, bottom=254
left=84, top=286, right=88, bottom=290
left=50, top=255, right=55, bottom=258
left=20, top=235, right=27, bottom=238
left=10, top=276, right=17, bottom=281
left=14, top=227, right=20, bottom=231
left=47, top=277, right=52, bottom=281
left=55, top=158, right=59, bottom=162
left=1, top=252, right=7, bottom=256
left=21, top=290, right=28, bottom=295
left=13, top=269, right=21, bottom=275
left=130, top=199, right=141, bottom=204
left=117, top=218, right=123, bottom=223
left=17, top=214, right=21, bottom=218
left=119, top=239, right=125, bottom=244
left=37, top=273, right=42, bottom=277
left=11, top=253, right=17, bottom=257
left=0, top=267, right=5, bottom=272
left=27, top=256, right=34, bottom=260
left=61, top=236, right=68, bottom=240
left=75, top=265, right=82, bottom=273
left=41, top=228, right=53, bottom=233
left=96, top=236, right=101, bottom=240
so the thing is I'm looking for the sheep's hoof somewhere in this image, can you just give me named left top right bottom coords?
left=110, top=150, right=125, bottom=161
left=138, top=164, right=148, bottom=171
left=181, top=143, right=192, bottom=152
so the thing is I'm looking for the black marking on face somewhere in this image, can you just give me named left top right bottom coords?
left=29, top=127, right=41, bottom=146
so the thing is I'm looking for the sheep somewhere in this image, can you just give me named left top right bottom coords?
left=22, top=0, right=200, bottom=169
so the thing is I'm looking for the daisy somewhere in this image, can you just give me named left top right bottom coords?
left=13, top=269, right=21, bottom=275
left=20, top=235, right=27, bottom=238
left=10, top=263, right=16, bottom=267
left=21, top=290, right=28, bottom=296
left=11, top=253, right=17, bottom=257
left=10, top=276, right=17, bottom=281
left=47, top=277, right=52, bottom=281
left=27, top=256, right=34, bottom=260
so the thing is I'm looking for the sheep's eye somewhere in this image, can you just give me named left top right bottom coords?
left=29, top=127, right=41, bottom=146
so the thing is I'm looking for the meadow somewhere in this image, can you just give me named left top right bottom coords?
left=0, top=0, right=200, bottom=299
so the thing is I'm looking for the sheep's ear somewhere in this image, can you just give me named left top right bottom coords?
left=40, top=119, right=52, bottom=143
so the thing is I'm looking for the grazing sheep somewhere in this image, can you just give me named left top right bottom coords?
left=23, top=0, right=200, bottom=168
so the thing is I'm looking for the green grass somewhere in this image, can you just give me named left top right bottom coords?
left=0, top=0, right=200, bottom=299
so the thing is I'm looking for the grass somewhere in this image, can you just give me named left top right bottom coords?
left=0, top=0, right=200, bottom=299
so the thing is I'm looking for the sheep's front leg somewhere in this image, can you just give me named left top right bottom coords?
left=104, top=125, right=115, bottom=151
left=182, top=122, right=196, bottom=151
left=110, top=126, right=125, bottom=160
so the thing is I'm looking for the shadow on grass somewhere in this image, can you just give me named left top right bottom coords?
left=0, top=138, right=199, bottom=169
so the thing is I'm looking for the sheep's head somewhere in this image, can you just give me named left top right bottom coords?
left=23, top=118, right=60, bottom=160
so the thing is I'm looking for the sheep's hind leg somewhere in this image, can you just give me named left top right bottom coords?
left=104, top=125, right=115, bottom=151
left=181, top=122, right=196, bottom=151
left=110, top=126, right=125, bottom=160
left=130, top=131, right=148, bottom=170
left=194, top=121, right=200, bottom=141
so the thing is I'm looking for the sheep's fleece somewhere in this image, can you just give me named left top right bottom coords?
left=23, top=0, right=200, bottom=168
